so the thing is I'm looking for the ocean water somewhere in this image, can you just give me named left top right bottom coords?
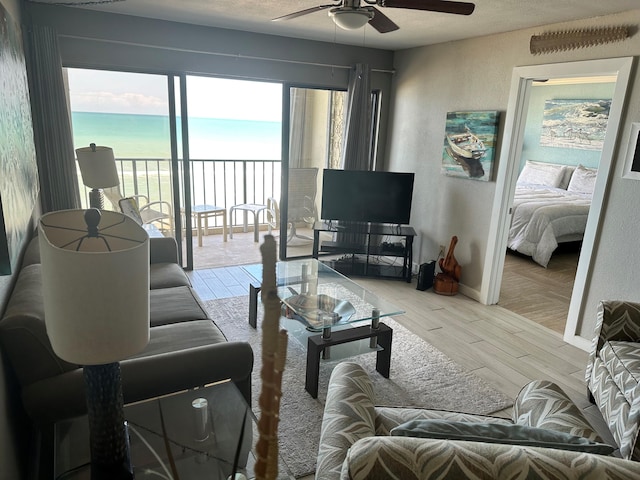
left=72, top=111, right=282, bottom=160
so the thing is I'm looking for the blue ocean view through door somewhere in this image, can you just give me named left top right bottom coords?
left=68, top=69, right=284, bottom=217
left=72, top=111, right=282, bottom=160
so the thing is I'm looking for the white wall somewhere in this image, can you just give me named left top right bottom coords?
left=386, top=9, right=640, bottom=342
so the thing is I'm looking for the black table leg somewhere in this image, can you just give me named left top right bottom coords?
left=305, top=323, right=393, bottom=398
left=249, top=282, right=260, bottom=329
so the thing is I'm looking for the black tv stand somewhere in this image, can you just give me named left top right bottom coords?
left=312, top=221, right=416, bottom=282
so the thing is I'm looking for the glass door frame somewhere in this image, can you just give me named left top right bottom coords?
left=279, top=83, right=381, bottom=261
left=168, top=74, right=196, bottom=270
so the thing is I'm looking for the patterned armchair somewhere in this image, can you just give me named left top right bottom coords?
left=586, top=300, right=640, bottom=460
left=317, top=362, right=640, bottom=480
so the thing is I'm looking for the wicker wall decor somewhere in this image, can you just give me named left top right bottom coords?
left=530, top=26, right=630, bottom=55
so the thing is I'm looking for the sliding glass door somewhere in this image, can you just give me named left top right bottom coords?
left=66, top=68, right=178, bottom=239
left=67, top=69, right=284, bottom=269
left=282, top=86, right=381, bottom=260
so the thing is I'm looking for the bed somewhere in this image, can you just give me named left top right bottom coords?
left=507, top=161, right=596, bottom=267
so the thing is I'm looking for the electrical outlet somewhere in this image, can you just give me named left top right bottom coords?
left=438, top=245, right=446, bottom=258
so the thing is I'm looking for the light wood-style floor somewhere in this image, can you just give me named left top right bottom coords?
left=186, top=229, right=612, bottom=447
left=499, top=243, right=580, bottom=334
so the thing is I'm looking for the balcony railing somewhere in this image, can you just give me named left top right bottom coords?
left=80, top=158, right=282, bottom=231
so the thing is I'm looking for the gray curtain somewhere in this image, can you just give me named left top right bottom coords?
left=24, top=24, right=80, bottom=212
left=289, top=88, right=307, bottom=169
left=340, top=63, right=372, bottom=171
left=338, top=63, right=373, bottom=246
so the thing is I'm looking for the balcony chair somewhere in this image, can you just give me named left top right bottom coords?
left=104, top=186, right=174, bottom=236
left=286, top=167, right=319, bottom=243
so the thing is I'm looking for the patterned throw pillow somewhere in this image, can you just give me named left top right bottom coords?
left=118, top=197, right=144, bottom=225
left=390, top=419, right=615, bottom=455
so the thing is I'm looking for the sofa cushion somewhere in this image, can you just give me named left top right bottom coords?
left=390, top=419, right=615, bottom=455
left=133, top=320, right=227, bottom=357
left=342, top=436, right=640, bottom=480
left=600, top=340, right=640, bottom=405
left=149, top=286, right=209, bottom=327
left=150, top=263, right=191, bottom=289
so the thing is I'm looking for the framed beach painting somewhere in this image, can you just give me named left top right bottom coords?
left=0, top=4, right=40, bottom=275
left=540, top=99, right=610, bottom=151
left=442, top=111, right=500, bottom=182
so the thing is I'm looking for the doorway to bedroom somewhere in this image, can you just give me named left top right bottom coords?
left=483, top=57, right=633, bottom=350
left=499, top=76, right=616, bottom=335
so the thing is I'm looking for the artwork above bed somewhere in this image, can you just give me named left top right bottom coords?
left=508, top=161, right=596, bottom=267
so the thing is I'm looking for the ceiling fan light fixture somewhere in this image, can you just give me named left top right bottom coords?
left=329, top=7, right=374, bottom=30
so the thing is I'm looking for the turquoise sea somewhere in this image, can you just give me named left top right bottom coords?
left=72, top=111, right=282, bottom=160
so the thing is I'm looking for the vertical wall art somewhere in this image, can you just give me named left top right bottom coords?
left=442, top=111, right=500, bottom=181
left=540, top=98, right=610, bottom=151
left=0, top=4, right=39, bottom=275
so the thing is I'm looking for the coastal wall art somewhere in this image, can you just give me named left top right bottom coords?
left=0, top=3, right=39, bottom=275
left=442, top=111, right=500, bottom=182
left=539, top=98, right=610, bottom=151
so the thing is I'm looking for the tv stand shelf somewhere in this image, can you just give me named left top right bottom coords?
left=312, top=221, right=416, bottom=282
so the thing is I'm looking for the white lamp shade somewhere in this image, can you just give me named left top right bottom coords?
left=76, top=145, right=120, bottom=189
left=329, top=8, right=373, bottom=30
left=39, top=209, right=150, bottom=365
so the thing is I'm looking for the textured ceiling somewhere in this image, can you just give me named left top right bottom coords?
left=31, top=0, right=640, bottom=50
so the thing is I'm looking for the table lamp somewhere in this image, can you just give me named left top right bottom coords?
left=39, top=208, right=150, bottom=479
left=76, top=144, right=120, bottom=210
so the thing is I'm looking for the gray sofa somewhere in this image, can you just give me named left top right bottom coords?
left=317, top=362, right=640, bottom=480
left=586, top=300, right=640, bottom=461
left=0, top=235, right=253, bottom=429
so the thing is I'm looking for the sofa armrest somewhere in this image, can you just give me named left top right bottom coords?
left=22, top=342, right=253, bottom=426
left=149, top=237, right=179, bottom=264
left=586, top=301, right=640, bottom=383
left=316, top=362, right=377, bottom=480
left=341, top=437, right=640, bottom=480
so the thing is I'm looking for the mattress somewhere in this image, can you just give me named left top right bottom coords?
left=508, top=184, right=591, bottom=267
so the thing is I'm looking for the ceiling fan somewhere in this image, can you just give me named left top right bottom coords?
left=272, top=0, right=475, bottom=34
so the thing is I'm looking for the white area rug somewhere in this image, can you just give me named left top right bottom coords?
left=206, top=295, right=513, bottom=478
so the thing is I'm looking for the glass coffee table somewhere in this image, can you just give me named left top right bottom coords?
left=243, top=259, right=404, bottom=398
left=54, top=380, right=293, bottom=479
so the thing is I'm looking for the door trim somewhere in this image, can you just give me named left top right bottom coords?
left=481, top=57, right=634, bottom=350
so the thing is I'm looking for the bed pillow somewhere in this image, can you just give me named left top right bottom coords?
left=517, top=161, right=566, bottom=188
left=567, top=165, right=597, bottom=194
left=558, top=165, right=576, bottom=190
left=390, top=419, right=615, bottom=455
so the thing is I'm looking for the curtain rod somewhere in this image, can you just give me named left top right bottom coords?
left=61, top=34, right=396, bottom=74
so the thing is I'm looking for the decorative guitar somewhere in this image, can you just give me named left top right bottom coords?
left=434, top=236, right=461, bottom=295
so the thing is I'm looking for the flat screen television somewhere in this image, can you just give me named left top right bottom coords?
left=320, top=169, right=415, bottom=225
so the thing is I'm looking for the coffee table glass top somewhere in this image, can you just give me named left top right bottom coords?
left=243, top=258, right=404, bottom=331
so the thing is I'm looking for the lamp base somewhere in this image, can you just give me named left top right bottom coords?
left=88, top=189, right=105, bottom=210
left=83, top=363, right=133, bottom=480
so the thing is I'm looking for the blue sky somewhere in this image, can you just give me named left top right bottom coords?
left=67, top=68, right=282, bottom=121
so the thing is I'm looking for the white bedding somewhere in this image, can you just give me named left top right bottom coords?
left=508, top=184, right=591, bottom=267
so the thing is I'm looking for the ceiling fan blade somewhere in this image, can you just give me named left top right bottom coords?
left=369, top=7, right=399, bottom=33
left=272, top=4, right=337, bottom=22
left=378, top=0, right=475, bottom=15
